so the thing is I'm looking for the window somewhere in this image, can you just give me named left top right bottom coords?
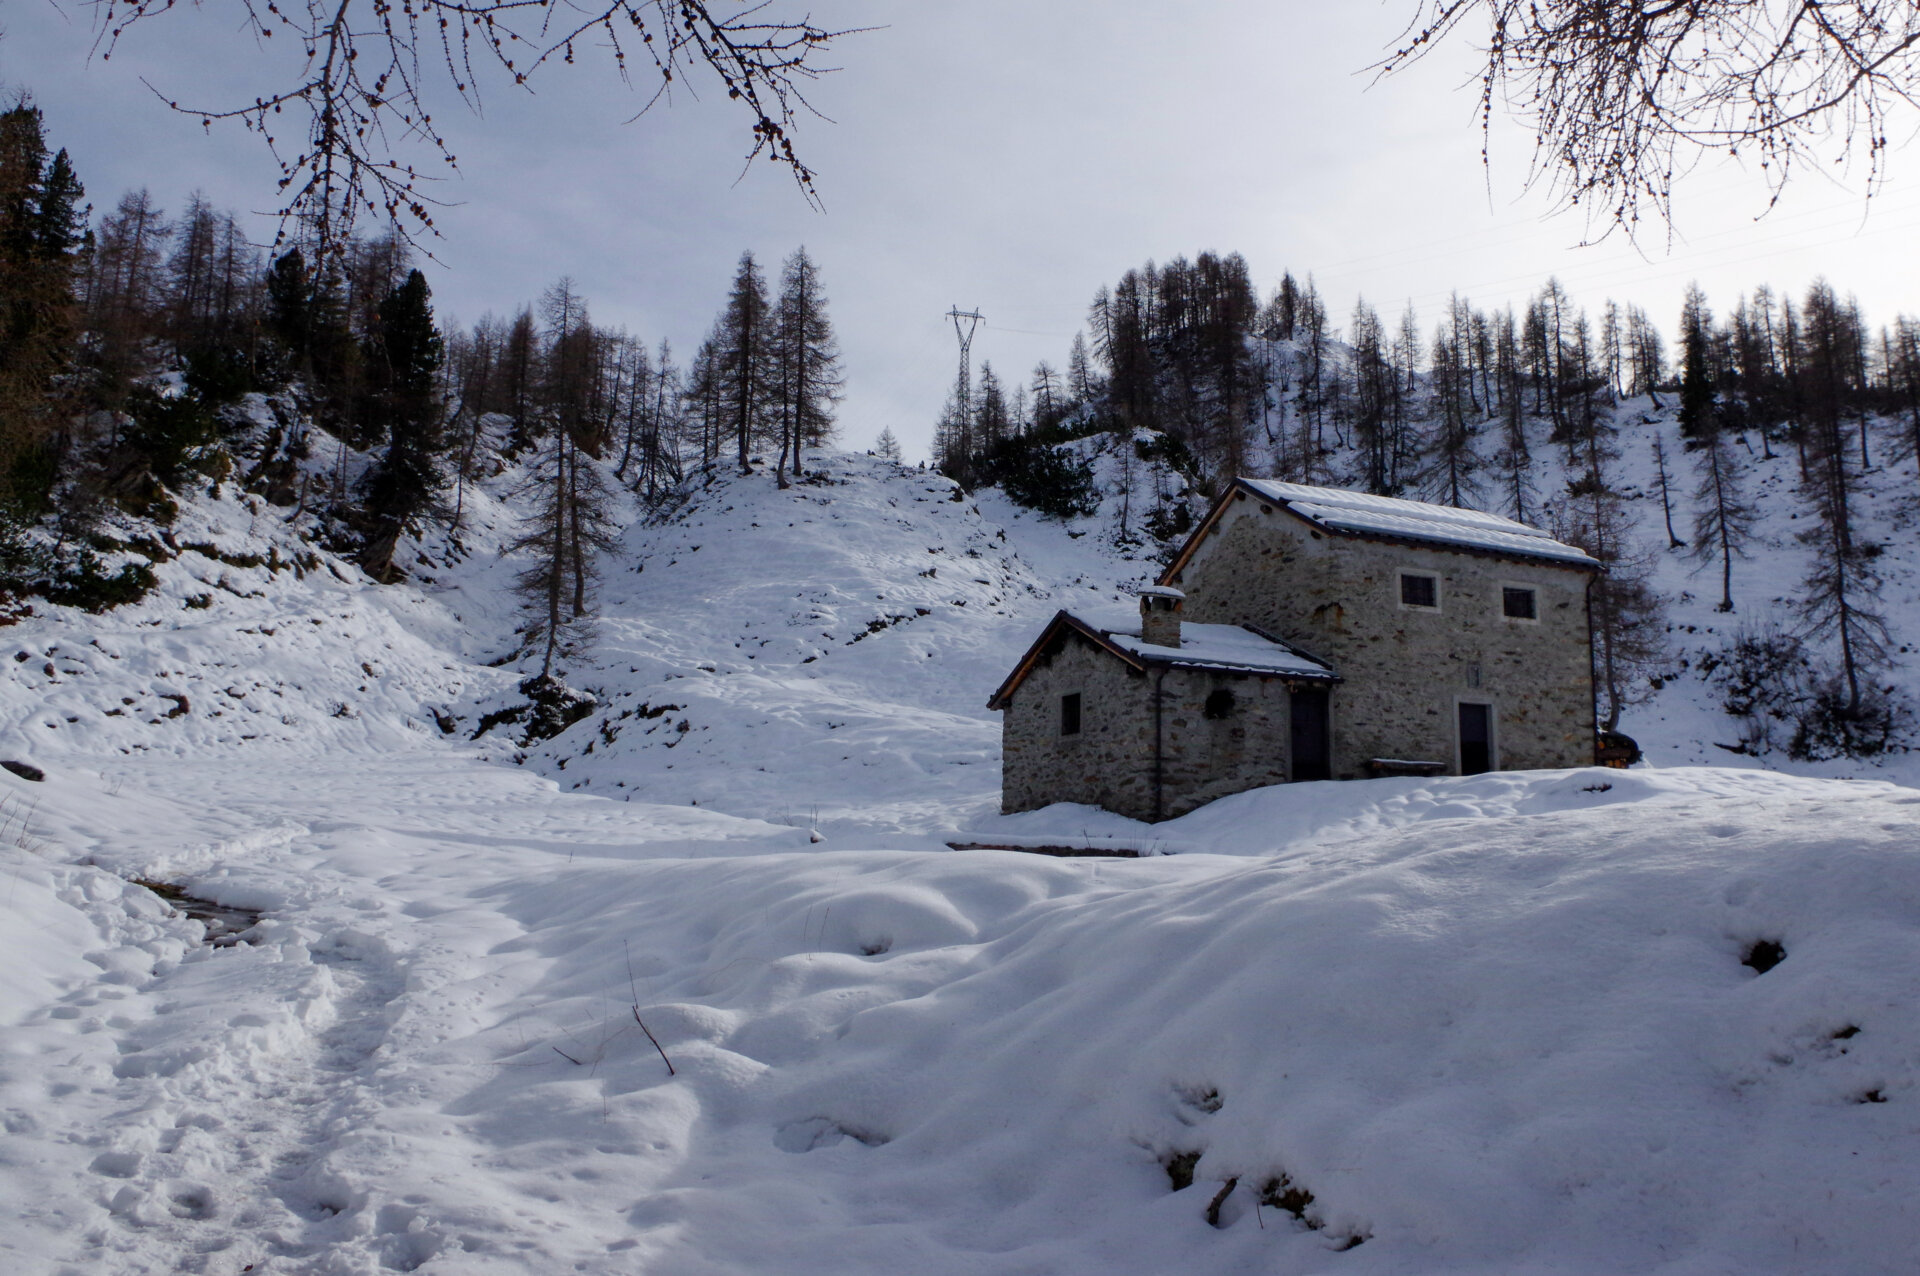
left=1060, top=692, right=1082, bottom=736
left=1502, top=586, right=1538, bottom=620
left=1203, top=688, right=1236, bottom=720
left=1399, top=572, right=1438, bottom=609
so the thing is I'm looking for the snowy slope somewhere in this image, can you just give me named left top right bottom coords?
left=2, top=443, right=1919, bottom=1275
left=1596, top=400, right=1920, bottom=784
left=473, top=453, right=1158, bottom=835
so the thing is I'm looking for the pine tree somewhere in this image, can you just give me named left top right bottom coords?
left=1066, top=332, right=1095, bottom=404
left=1794, top=278, right=1887, bottom=725
left=1349, top=298, right=1392, bottom=492
left=500, top=306, right=540, bottom=452
left=1650, top=432, right=1685, bottom=549
left=874, top=426, right=903, bottom=462
left=716, top=251, right=772, bottom=474
left=1677, top=283, right=1717, bottom=445
left=1490, top=307, right=1535, bottom=522
left=509, top=421, right=620, bottom=677
left=84, top=188, right=169, bottom=401
left=769, top=246, right=842, bottom=487
left=1888, top=316, right=1920, bottom=495
left=973, top=361, right=1010, bottom=459
left=1425, top=311, right=1480, bottom=508
left=360, top=268, right=446, bottom=580
left=1689, top=424, right=1755, bottom=611
left=0, top=99, right=85, bottom=522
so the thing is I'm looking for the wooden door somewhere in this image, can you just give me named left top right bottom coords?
left=1290, top=687, right=1332, bottom=781
left=1458, top=702, right=1493, bottom=775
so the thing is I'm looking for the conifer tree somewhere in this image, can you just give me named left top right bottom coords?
left=1888, top=316, right=1920, bottom=495
left=973, top=362, right=1010, bottom=459
left=874, top=426, right=903, bottom=462
left=1490, top=307, right=1535, bottom=522
left=84, top=188, right=170, bottom=400
left=509, top=416, right=620, bottom=677
left=716, top=251, right=772, bottom=474
left=769, top=246, right=842, bottom=487
left=500, top=306, right=540, bottom=452
left=1677, top=283, right=1717, bottom=445
left=1650, top=432, right=1685, bottom=550
left=360, top=268, right=445, bottom=580
left=1066, top=332, right=1096, bottom=404
left=1426, top=312, right=1480, bottom=507
left=1794, top=278, right=1887, bottom=724
left=1028, top=362, right=1061, bottom=431
left=1689, top=423, right=1755, bottom=611
left=0, top=100, right=85, bottom=520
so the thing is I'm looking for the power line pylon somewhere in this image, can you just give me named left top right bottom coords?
left=947, top=306, right=984, bottom=428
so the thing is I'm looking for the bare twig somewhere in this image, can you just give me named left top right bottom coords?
left=1378, top=1, right=1920, bottom=236
left=1206, top=1177, right=1240, bottom=1228
left=631, top=1006, right=675, bottom=1076
left=91, top=0, right=865, bottom=259
left=552, top=1044, right=583, bottom=1065
left=626, top=939, right=675, bottom=1076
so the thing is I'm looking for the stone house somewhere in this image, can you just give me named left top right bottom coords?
left=990, top=479, right=1600, bottom=821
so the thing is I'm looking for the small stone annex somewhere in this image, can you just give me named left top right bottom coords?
left=989, top=478, right=1601, bottom=822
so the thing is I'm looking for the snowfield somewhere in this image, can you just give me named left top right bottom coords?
left=3, top=443, right=1919, bottom=1274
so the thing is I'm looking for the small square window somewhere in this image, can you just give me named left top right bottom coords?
left=1060, top=692, right=1082, bottom=736
left=1400, top=573, right=1438, bottom=609
left=1503, top=587, right=1537, bottom=620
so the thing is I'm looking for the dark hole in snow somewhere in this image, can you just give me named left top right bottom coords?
left=1, top=759, right=44, bottom=782
left=1856, top=1088, right=1888, bottom=1104
left=1833, top=1024, right=1862, bottom=1041
left=1178, top=1084, right=1222, bottom=1115
left=859, top=937, right=892, bottom=957
left=1743, top=939, right=1787, bottom=974
left=1163, top=1149, right=1202, bottom=1192
left=132, top=879, right=265, bottom=947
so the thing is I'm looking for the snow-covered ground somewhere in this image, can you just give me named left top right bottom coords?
left=3, top=444, right=1918, bottom=1274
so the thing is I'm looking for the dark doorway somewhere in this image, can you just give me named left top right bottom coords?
left=1458, top=702, right=1493, bottom=775
left=1290, top=687, right=1332, bottom=781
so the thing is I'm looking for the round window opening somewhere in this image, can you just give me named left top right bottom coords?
left=1203, top=688, right=1236, bottom=720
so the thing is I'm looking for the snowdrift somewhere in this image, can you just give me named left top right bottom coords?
left=2, top=445, right=1918, bottom=1274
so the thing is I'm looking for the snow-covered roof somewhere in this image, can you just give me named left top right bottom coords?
left=988, top=607, right=1337, bottom=709
left=1070, top=607, right=1337, bottom=679
left=1236, top=479, right=1598, bottom=566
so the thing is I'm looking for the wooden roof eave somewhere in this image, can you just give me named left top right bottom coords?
left=986, top=610, right=1147, bottom=710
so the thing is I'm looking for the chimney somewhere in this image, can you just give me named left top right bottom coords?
left=1139, top=586, right=1184, bottom=649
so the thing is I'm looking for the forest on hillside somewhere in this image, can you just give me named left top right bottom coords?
left=0, top=100, right=847, bottom=627
left=7, top=90, right=1920, bottom=761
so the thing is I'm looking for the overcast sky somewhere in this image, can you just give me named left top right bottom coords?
left=10, top=1, right=1920, bottom=461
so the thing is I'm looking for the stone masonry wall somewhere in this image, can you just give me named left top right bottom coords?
left=1169, top=493, right=1595, bottom=777
left=1001, top=631, right=1155, bottom=818
left=1000, top=625, right=1297, bottom=822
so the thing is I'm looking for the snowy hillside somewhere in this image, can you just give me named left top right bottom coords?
left=3, top=444, right=1919, bottom=1274
left=1594, top=397, right=1920, bottom=784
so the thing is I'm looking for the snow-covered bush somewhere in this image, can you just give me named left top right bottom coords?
left=1704, top=624, right=1810, bottom=754
left=976, top=436, right=1100, bottom=520
left=1790, top=677, right=1909, bottom=761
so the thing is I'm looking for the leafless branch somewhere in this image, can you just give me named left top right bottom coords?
left=90, top=0, right=857, bottom=259
left=1379, top=1, right=1920, bottom=236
